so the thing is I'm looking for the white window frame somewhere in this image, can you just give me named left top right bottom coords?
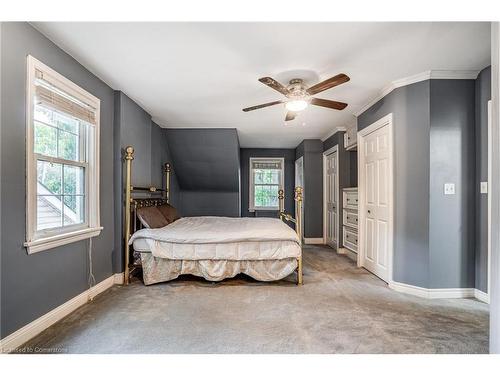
left=24, top=55, right=102, bottom=254
left=249, top=157, right=284, bottom=212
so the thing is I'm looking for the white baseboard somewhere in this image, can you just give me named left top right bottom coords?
left=474, top=288, right=490, bottom=304
left=389, top=281, right=489, bottom=303
left=0, top=273, right=121, bottom=353
left=113, top=272, right=125, bottom=285
left=304, top=237, right=324, bottom=245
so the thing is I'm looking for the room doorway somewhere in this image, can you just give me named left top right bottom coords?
left=323, top=146, right=339, bottom=249
left=358, top=113, right=394, bottom=283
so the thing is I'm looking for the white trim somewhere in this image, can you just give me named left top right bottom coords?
left=0, top=274, right=118, bottom=353
left=488, top=99, right=492, bottom=300
left=389, top=281, right=489, bottom=303
left=475, top=288, right=490, bottom=304
left=113, top=272, right=125, bottom=285
left=357, top=113, right=394, bottom=284
left=248, top=157, right=284, bottom=212
left=321, top=126, right=347, bottom=142
left=389, top=281, right=475, bottom=299
left=25, top=55, right=101, bottom=253
left=323, top=145, right=339, bottom=249
left=304, top=237, right=324, bottom=245
left=25, top=226, right=102, bottom=254
left=353, top=70, right=480, bottom=117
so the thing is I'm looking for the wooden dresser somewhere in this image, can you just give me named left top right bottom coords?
left=342, top=187, right=358, bottom=261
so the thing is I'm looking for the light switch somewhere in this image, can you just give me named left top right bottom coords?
left=481, top=182, right=488, bottom=194
left=444, top=183, right=455, bottom=195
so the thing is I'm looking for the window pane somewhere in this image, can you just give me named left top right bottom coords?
left=34, top=122, right=57, bottom=157
left=63, top=195, right=85, bottom=226
left=58, top=130, right=78, bottom=161
left=255, top=185, right=279, bottom=208
left=53, top=111, right=79, bottom=134
left=34, top=105, right=53, bottom=124
left=37, top=195, right=62, bottom=230
left=254, top=169, right=280, bottom=184
left=37, top=160, right=62, bottom=194
left=63, top=165, right=85, bottom=195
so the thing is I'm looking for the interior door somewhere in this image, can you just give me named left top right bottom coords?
left=325, top=151, right=338, bottom=248
left=362, top=124, right=390, bottom=281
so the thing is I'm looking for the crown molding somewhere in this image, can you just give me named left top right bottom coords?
left=321, top=126, right=348, bottom=142
left=353, top=69, right=480, bottom=117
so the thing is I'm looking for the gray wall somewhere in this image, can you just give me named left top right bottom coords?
left=322, top=131, right=358, bottom=247
left=475, top=66, right=492, bottom=292
left=165, top=129, right=240, bottom=217
left=240, top=148, right=296, bottom=219
left=429, top=79, right=476, bottom=289
left=358, top=78, right=483, bottom=290
left=113, top=93, right=178, bottom=273
left=1, top=23, right=115, bottom=338
left=358, top=81, right=431, bottom=288
left=295, top=140, right=323, bottom=238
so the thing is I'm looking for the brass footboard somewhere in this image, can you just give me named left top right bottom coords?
left=278, top=187, right=303, bottom=285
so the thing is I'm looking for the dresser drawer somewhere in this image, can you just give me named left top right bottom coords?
left=343, top=227, right=358, bottom=253
left=343, top=190, right=358, bottom=209
left=343, top=210, right=358, bottom=229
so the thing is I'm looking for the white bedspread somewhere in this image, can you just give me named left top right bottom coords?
left=129, top=216, right=301, bottom=261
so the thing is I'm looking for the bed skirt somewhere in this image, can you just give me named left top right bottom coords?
left=140, top=253, right=298, bottom=285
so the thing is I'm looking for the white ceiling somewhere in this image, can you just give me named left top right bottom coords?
left=33, top=22, right=491, bottom=148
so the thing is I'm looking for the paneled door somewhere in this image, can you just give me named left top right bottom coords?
left=325, top=151, right=338, bottom=248
left=360, top=122, right=391, bottom=282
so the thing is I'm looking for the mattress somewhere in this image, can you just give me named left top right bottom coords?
left=132, top=238, right=301, bottom=260
left=130, top=216, right=301, bottom=261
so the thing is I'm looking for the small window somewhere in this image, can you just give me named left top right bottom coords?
left=25, top=56, right=102, bottom=253
left=249, top=157, right=284, bottom=211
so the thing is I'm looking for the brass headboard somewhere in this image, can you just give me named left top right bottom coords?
left=123, top=145, right=304, bottom=286
left=123, top=146, right=172, bottom=285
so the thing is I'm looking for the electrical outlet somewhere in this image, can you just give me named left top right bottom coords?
left=444, top=183, right=455, bottom=195
left=481, top=181, right=488, bottom=194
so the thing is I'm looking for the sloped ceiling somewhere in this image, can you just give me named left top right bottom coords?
left=165, top=128, right=240, bottom=191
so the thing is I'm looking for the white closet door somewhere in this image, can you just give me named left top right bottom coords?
left=326, top=151, right=338, bottom=248
left=362, top=124, right=390, bottom=281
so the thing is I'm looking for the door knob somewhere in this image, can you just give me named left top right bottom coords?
left=368, top=210, right=371, bottom=214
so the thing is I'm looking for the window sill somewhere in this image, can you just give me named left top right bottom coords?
left=249, top=208, right=279, bottom=212
left=24, top=227, right=103, bottom=254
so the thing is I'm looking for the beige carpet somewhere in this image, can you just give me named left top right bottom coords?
left=20, top=245, right=489, bottom=353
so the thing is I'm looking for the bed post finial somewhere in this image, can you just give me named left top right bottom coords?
left=294, top=186, right=303, bottom=285
left=278, top=188, right=284, bottom=218
left=124, top=146, right=135, bottom=285
left=125, top=146, right=135, bottom=160
left=164, top=162, right=171, bottom=203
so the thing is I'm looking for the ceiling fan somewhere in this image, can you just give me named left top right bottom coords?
left=242, top=73, right=350, bottom=121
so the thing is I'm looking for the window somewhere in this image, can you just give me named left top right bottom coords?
left=249, top=157, right=284, bottom=211
left=25, top=56, right=101, bottom=253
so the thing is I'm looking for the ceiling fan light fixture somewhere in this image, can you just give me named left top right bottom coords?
left=285, top=99, right=308, bottom=112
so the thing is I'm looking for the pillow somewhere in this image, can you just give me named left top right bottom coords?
left=157, top=203, right=181, bottom=224
left=136, top=206, right=169, bottom=229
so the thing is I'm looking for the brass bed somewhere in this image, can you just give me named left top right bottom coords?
left=123, top=145, right=303, bottom=286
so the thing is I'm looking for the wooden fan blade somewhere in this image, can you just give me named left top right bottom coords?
left=242, top=100, right=282, bottom=112
left=311, top=97, right=348, bottom=110
left=285, top=111, right=297, bottom=121
left=307, top=73, right=350, bottom=95
left=258, top=77, right=289, bottom=96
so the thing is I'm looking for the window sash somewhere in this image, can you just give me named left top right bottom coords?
left=249, top=157, right=284, bottom=211
left=35, top=155, right=89, bottom=236
left=26, top=55, right=101, bottom=253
